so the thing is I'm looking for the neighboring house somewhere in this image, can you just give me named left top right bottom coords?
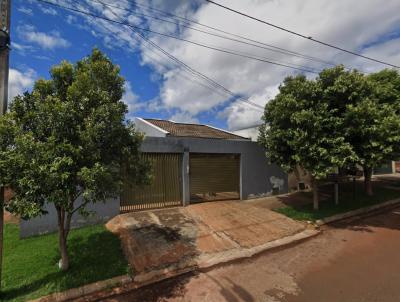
left=374, top=160, right=400, bottom=175
left=230, top=125, right=261, bottom=142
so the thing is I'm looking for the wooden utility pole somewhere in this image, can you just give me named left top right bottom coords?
left=0, top=0, right=11, bottom=290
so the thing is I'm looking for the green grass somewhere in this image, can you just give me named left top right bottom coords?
left=275, top=183, right=400, bottom=222
left=2, top=224, right=128, bottom=302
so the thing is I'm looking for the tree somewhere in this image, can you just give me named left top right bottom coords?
left=343, top=69, right=400, bottom=195
left=344, top=98, right=400, bottom=195
left=259, top=75, right=355, bottom=210
left=5, top=49, right=150, bottom=270
left=0, top=114, right=16, bottom=288
left=319, top=67, right=400, bottom=195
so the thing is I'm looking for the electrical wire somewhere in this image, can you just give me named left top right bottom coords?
left=84, top=0, right=338, bottom=68
left=204, top=0, right=400, bottom=69
left=35, top=0, right=320, bottom=75
left=91, top=0, right=266, bottom=111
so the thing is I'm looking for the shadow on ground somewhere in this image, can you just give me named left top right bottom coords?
left=330, top=205, right=400, bottom=233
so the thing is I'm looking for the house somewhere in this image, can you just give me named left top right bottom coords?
left=121, top=118, right=288, bottom=212
left=20, top=118, right=288, bottom=237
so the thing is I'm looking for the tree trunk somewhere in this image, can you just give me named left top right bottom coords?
left=364, top=167, right=373, bottom=196
left=312, top=178, right=319, bottom=211
left=56, top=207, right=69, bottom=271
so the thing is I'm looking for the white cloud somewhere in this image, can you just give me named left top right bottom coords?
left=170, top=111, right=200, bottom=124
left=121, top=82, right=142, bottom=117
left=17, top=6, right=33, bottom=16
left=66, top=15, right=77, bottom=24
left=8, top=68, right=36, bottom=102
left=17, top=25, right=70, bottom=50
left=39, top=5, right=58, bottom=16
left=63, top=0, right=400, bottom=129
left=11, top=42, right=35, bottom=56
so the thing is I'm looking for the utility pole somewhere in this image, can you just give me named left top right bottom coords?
left=0, top=0, right=11, bottom=290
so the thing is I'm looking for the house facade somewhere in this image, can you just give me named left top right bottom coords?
left=123, top=118, right=288, bottom=211
left=20, top=118, right=288, bottom=237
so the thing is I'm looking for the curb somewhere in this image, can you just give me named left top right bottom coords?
left=315, top=198, right=400, bottom=226
left=30, top=275, right=132, bottom=302
left=197, top=228, right=320, bottom=269
left=29, top=229, right=319, bottom=302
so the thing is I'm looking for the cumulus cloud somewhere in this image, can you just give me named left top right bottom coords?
left=60, top=0, right=400, bottom=129
left=17, top=25, right=70, bottom=50
left=8, top=68, right=36, bottom=102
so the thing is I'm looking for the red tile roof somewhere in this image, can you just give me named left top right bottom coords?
left=144, top=119, right=247, bottom=140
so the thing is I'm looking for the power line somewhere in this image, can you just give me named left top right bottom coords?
left=96, top=19, right=251, bottom=108
left=121, top=0, right=335, bottom=66
left=36, top=0, right=320, bottom=74
left=91, top=0, right=265, bottom=111
left=63, top=0, right=264, bottom=112
left=86, top=0, right=337, bottom=68
left=204, top=0, right=400, bottom=69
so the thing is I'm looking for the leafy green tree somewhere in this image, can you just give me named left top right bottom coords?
left=344, top=69, right=400, bottom=195
left=344, top=98, right=400, bottom=195
left=5, top=49, right=150, bottom=270
left=0, top=114, right=17, bottom=287
left=318, top=67, right=400, bottom=195
left=259, top=75, right=355, bottom=210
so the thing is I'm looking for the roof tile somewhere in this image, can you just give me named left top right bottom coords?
left=144, top=119, right=247, bottom=140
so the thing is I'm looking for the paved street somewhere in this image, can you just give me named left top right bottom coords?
left=99, top=206, right=400, bottom=302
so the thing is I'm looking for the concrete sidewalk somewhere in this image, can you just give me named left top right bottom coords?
left=106, top=200, right=309, bottom=283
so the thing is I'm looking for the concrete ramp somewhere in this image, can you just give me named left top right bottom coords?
left=106, top=200, right=307, bottom=283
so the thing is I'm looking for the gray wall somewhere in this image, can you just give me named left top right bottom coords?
left=141, top=137, right=288, bottom=200
left=20, top=136, right=287, bottom=238
left=20, top=197, right=119, bottom=238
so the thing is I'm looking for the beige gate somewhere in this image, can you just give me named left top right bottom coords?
left=189, top=154, right=240, bottom=202
left=121, top=153, right=182, bottom=212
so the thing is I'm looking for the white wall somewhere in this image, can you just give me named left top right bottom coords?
left=134, top=117, right=168, bottom=137
left=232, top=126, right=260, bottom=142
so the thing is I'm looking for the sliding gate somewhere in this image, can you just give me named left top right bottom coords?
left=120, top=153, right=182, bottom=212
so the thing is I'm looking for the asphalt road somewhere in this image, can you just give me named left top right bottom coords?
left=97, top=206, right=400, bottom=302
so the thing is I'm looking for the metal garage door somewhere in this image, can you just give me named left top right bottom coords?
left=189, top=154, right=240, bottom=202
left=121, top=153, right=182, bottom=212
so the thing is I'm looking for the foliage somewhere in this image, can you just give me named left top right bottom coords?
left=2, top=224, right=127, bottom=302
left=259, top=73, right=356, bottom=180
left=4, top=49, right=150, bottom=269
left=260, top=66, right=400, bottom=198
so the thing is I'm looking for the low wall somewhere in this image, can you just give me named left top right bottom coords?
left=20, top=197, right=120, bottom=238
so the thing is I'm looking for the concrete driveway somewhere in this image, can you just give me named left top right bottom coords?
left=106, top=200, right=307, bottom=283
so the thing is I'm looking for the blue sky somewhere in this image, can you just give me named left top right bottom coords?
left=9, top=0, right=400, bottom=130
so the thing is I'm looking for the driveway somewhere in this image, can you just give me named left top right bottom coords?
left=102, top=205, right=400, bottom=302
left=106, top=200, right=307, bottom=282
